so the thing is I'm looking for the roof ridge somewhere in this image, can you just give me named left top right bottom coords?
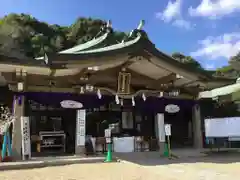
left=72, top=31, right=142, bottom=54
left=59, top=20, right=113, bottom=54
left=59, top=31, right=110, bottom=54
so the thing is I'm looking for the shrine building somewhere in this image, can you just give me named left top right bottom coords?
left=0, top=20, right=233, bottom=158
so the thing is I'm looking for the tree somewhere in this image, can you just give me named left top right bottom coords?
left=0, top=13, right=126, bottom=58
left=172, top=52, right=203, bottom=70
left=230, top=52, right=240, bottom=71
left=214, top=52, right=240, bottom=77
left=0, top=26, right=27, bottom=59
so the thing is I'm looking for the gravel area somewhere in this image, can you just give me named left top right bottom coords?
left=143, top=162, right=240, bottom=180
left=0, top=162, right=162, bottom=180
left=0, top=160, right=239, bottom=180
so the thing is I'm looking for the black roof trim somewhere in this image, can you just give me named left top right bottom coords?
left=0, top=54, right=46, bottom=67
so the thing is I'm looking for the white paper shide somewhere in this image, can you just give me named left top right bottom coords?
left=60, top=100, right=83, bottom=109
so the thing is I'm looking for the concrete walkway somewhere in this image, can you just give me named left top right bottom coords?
left=0, top=155, right=106, bottom=171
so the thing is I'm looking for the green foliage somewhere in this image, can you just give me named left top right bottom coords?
left=0, top=13, right=126, bottom=58
left=172, top=52, right=240, bottom=78
left=216, top=53, right=240, bottom=77
left=216, top=65, right=233, bottom=73
left=172, top=52, right=203, bottom=70
left=230, top=52, right=240, bottom=62
left=229, top=52, right=240, bottom=71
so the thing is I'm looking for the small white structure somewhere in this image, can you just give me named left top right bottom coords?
left=199, top=78, right=240, bottom=100
left=205, top=117, right=240, bottom=137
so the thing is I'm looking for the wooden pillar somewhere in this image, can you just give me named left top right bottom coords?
left=75, top=109, right=86, bottom=154
left=192, top=104, right=203, bottom=149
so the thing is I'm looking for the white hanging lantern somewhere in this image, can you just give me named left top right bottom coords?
left=115, top=94, right=120, bottom=104
left=132, top=96, right=135, bottom=106
left=86, top=84, right=94, bottom=91
left=120, top=99, right=124, bottom=106
left=80, top=86, right=84, bottom=94
left=17, top=82, right=24, bottom=92
left=142, top=93, right=146, bottom=101
left=159, top=91, right=163, bottom=97
left=97, top=89, right=102, bottom=99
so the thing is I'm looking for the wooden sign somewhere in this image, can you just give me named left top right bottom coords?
left=21, top=116, right=31, bottom=159
left=61, top=100, right=83, bottom=109
left=104, top=128, right=111, bottom=138
left=165, top=104, right=180, bottom=113
left=117, top=71, right=131, bottom=94
left=76, top=110, right=86, bottom=146
left=105, top=128, right=111, bottom=143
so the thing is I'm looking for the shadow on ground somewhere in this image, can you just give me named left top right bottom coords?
left=113, top=151, right=240, bottom=166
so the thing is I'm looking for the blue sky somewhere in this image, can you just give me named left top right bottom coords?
left=1, top=0, right=240, bottom=69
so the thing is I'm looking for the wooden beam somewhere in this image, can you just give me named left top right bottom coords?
left=155, top=73, right=178, bottom=84
left=128, top=51, right=152, bottom=60
left=11, top=85, right=194, bottom=99
left=120, top=59, right=137, bottom=70
left=67, top=68, right=89, bottom=84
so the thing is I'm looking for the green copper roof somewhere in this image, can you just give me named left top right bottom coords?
left=74, top=32, right=142, bottom=54
left=58, top=20, right=145, bottom=55
left=46, top=20, right=218, bottom=80
left=35, top=23, right=114, bottom=60
left=59, top=31, right=110, bottom=54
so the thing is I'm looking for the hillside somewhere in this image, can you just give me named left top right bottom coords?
left=0, top=13, right=126, bottom=58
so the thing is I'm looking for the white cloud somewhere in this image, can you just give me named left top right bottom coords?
left=204, top=63, right=215, bottom=70
left=189, top=0, right=240, bottom=18
left=172, top=19, right=192, bottom=30
left=156, top=0, right=181, bottom=22
left=190, top=32, right=240, bottom=60
left=156, top=0, right=193, bottom=29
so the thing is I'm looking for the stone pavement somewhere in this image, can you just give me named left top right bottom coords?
left=0, top=156, right=240, bottom=180
left=0, top=149, right=218, bottom=171
left=0, top=155, right=105, bottom=171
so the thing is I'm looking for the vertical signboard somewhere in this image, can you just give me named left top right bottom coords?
left=76, top=109, right=86, bottom=146
left=105, top=128, right=111, bottom=143
left=20, top=116, right=31, bottom=160
left=157, top=113, right=165, bottom=142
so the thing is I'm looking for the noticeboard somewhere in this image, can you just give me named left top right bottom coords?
left=164, top=124, right=171, bottom=136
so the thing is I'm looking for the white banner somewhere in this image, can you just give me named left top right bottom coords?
left=20, top=116, right=31, bottom=158
left=76, top=110, right=86, bottom=146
